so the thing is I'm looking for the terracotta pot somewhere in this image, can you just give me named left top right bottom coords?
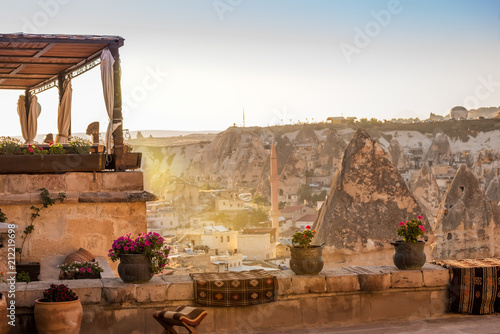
left=391, top=240, right=426, bottom=270
left=289, top=245, right=324, bottom=275
left=0, top=293, right=11, bottom=334
left=64, top=248, right=95, bottom=264
left=34, top=298, right=82, bottom=334
left=118, top=254, right=152, bottom=283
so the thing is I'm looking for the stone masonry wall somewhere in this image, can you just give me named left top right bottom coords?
left=0, top=172, right=150, bottom=275
left=0, top=264, right=450, bottom=333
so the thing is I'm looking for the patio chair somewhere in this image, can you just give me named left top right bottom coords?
left=153, top=305, right=207, bottom=334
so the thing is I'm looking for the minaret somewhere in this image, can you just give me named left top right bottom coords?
left=269, top=140, right=280, bottom=241
left=243, top=108, right=246, bottom=127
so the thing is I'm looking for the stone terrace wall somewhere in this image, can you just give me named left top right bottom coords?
left=0, top=172, right=151, bottom=275
left=1, top=264, right=450, bottom=333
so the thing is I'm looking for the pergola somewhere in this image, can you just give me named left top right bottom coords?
left=0, top=33, right=126, bottom=171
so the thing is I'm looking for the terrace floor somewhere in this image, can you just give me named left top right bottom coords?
left=240, top=314, right=500, bottom=334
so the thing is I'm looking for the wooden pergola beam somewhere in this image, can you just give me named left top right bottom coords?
left=0, top=57, right=85, bottom=64
left=0, top=74, right=52, bottom=79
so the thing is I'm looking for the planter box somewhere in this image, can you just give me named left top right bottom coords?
left=0, top=154, right=105, bottom=174
left=105, top=152, right=142, bottom=170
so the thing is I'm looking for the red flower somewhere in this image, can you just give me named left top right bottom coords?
left=49, top=142, right=53, bottom=147
left=398, top=222, right=405, bottom=227
left=28, top=147, right=34, bottom=153
left=38, top=147, right=43, bottom=151
left=305, top=225, right=311, bottom=230
left=417, top=215, right=424, bottom=220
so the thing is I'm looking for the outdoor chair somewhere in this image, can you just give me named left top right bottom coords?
left=153, top=305, right=208, bottom=334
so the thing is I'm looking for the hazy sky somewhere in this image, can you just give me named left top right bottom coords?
left=1, top=0, right=499, bottom=136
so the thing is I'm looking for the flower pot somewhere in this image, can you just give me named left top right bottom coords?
left=118, top=254, right=152, bottom=283
left=289, top=245, right=324, bottom=275
left=34, top=298, right=82, bottom=334
left=390, top=240, right=426, bottom=270
left=0, top=293, right=11, bottom=334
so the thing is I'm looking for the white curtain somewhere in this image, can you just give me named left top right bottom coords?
left=55, top=79, right=72, bottom=144
left=17, top=94, right=41, bottom=144
left=101, top=49, right=120, bottom=154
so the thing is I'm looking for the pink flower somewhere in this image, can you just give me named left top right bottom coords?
left=130, top=246, right=135, bottom=251
left=418, top=225, right=425, bottom=233
left=38, top=147, right=43, bottom=151
left=398, top=222, right=405, bottom=227
left=87, top=268, right=92, bottom=273
left=417, top=215, right=424, bottom=220
left=124, top=246, right=129, bottom=251
left=80, top=268, right=85, bottom=273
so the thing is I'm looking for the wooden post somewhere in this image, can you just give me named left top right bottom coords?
left=24, top=89, right=30, bottom=120
left=110, top=46, right=125, bottom=171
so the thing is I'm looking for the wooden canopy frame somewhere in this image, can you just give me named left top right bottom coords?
left=0, top=33, right=126, bottom=171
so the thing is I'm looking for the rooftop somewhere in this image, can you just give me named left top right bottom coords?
left=0, top=33, right=124, bottom=91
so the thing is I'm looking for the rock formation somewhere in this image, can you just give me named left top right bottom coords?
left=188, top=128, right=267, bottom=188
left=432, top=165, right=500, bottom=260
left=318, top=129, right=347, bottom=170
left=425, top=134, right=451, bottom=164
left=410, top=165, right=441, bottom=224
left=294, top=126, right=319, bottom=146
left=314, top=129, right=430, bottom=254
left=387, top=139, right=409, bottom=170
left=486, top=175, right=500, bottom=203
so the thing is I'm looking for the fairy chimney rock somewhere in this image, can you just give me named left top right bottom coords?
left=387, top=139, right=409, bottom=169
left=485, top=175, right=500, bottom=203
left=425, top=134, right=451, bottom=164
left=314, top=129, right=430, bottom=253
left=432, top=165, right=500, bottom=260
left=410, top=165, right=442, bottom=224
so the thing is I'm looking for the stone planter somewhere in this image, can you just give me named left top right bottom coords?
left=0, top=293, right=10, bottom=334
left=34, top=298, right=82, bottom=334
left=289, top=245, right=324, bottom=275
left=118, top=254, right=152, bottom=283
left=16, top=262, right=40, bottom=282
left=0, top=154, right=105, bottom=174
left=391, top=240, right=426, bottom=270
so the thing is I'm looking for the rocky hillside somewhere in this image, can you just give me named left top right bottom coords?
left=129, top=119, right=500, bottom=203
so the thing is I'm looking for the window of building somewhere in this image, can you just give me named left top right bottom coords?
left=227, top=236, right=230, bottom=242
left=220, top=236, right=223, bottom=242
left=266, top=254, right=269, bottom=259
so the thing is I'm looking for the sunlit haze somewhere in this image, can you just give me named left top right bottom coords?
left=1, top=0, right=499, bottom=136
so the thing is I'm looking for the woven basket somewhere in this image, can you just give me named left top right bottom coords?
left=64, top=248, right=95, bottom=264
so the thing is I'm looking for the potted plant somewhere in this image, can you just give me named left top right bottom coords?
left=108, top=232, right=170, bottom=283
left=34, top=284, right=82, bottom=334
left=15, top=188, right=66, bottom=281
left=391, top=215, right=426, bottom=270
left=58, top=261, right=103, bottom=280
left=0, top=271, right=11, bottom=334
left=289, top=225, right=324, bottom=275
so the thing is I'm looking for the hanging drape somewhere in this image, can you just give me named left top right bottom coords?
left=17, top=94, right=41, bottom=144
left=55, top=78, right=72, bottom=144
left=101, top=48, right=119, bottom=155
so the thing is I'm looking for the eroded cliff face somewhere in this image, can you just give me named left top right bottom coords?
left=411, top=165, right=441, bottom=225
left=313, top=129, right=430, bottom=254
left=187, top=128, right=268, bottom=188
left=432, top=165, right=500, bottom=260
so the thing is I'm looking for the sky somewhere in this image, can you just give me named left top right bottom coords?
left=0, top=0, right=500, bottom=136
